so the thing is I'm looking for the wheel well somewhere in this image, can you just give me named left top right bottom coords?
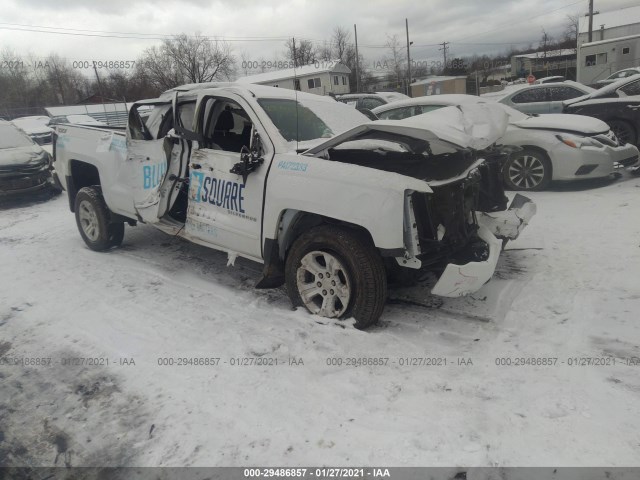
left=277, top=211, right=375, bottom=260
left=67, top=161, right=101, bottom=212
left=256, top=210, right=379, bottom=289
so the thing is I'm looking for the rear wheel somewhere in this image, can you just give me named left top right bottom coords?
left=608, top=120, right=637, bottom=146
left=285, top=225, right=387, bottom=329
left=75, top=187, right=124, bottom=251
left=503, top=148, right=552, bottom=191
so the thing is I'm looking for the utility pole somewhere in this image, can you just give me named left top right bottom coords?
left=439, top=41, right=449, bottom=72
left=405, top=18, right=412, bottom=97
left=292, top=37, right=297, bottom=68
left=93, top=62, right=104, bottom=100
left=585, top=0, right=601, bottom=43
left=354, top=24, right=360, bottom=92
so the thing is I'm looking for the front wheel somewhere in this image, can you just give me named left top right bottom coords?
left=503, top=148, right=552, bottom=191
left=285, top=225, right=387, bottom=329
left=75, top=187, right=124, bottom=251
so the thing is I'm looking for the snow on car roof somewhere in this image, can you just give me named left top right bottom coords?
left=584, top=73, right=640, bottom=100
left=372, top=94, right=484, bottom=114
left=481, top=81, right=593, bottom=101
left=193, top=83, right=341, bottom=104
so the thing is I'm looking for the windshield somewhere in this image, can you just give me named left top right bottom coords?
left=0, top=124, right=35, bottom=148
left=258, top=97, right=368, bottom=143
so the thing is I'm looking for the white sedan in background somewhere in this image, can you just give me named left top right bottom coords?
left=372, top=94, right=639, bottom=191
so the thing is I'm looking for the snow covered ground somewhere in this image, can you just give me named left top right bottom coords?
left=1, top=173, right=639, bottom=469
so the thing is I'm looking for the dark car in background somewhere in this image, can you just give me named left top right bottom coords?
left=0, top=120, right=55, bottom=198
left=564, top=74, right=640, bottom=146
left=11, top=116, right=54, bottom=146
left=595, top=68, right=640, bottom=87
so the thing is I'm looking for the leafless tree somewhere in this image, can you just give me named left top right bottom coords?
left=385, top=34, right=405, bottom=86
left=564, top=14, right=579, bottom=50
left=139, top=34, right=236, bottom=90
left=317, top=41, right=333, bottom=62
left=331, top=26, right=351, bottom=62
left=540, top=29, right=553, bottom=58
left=284, top=38, right=317, bottom=66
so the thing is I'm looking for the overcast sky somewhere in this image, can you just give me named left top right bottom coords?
left=0, top=0, right=633, bottom=78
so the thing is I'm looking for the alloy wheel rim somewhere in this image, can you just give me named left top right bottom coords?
left=509, top=155, right=545, bottom=189
left=296, top=251, right=351, bottom=318
left=78, top=200, right=100, bottom=241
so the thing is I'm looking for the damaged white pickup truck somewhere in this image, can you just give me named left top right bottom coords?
left=53, top=83, right=535, bottom=328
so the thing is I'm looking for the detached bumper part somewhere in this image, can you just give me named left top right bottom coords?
left=431, top=225, right=502, bottom=297
left=476, top=193, right=536, bottom=241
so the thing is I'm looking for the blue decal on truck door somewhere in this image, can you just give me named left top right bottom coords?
left=189, top=171, right=245, bottom=213
left=142, top=163, right=167, bottom=189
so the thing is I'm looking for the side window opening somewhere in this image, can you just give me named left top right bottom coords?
left=548, top=86, right=584, bottom=101
left=511, top=88, right=548, bottom=104
left=201, top=98, right=252, bottom=153
left=619, top=80, right=640, bottom=97
left=129, top=104, right=158, bottom=140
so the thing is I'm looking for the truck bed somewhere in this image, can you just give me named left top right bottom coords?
left=54, top=124, right=136, bottom=219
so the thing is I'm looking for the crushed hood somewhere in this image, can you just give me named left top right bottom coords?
left=304, top=103, right=509, bottom=155
left=511, top=114, right=609, bottom=135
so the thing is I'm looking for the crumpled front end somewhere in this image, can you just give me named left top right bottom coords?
left=0, top=159, right=53, bottom=197
left=400, top=171, right=536, bottom=298
left=431, top=225, right=502, bottom=297
left=477, top=193, right=536, bottom=242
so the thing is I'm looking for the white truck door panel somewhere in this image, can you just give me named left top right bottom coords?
left=186, top=148, right=264, bottom=258
left=127, top=137, right=171, bottom=222
left=126, top=101, right=186, bottom=223
left=183, top=94, right=270, bottom=260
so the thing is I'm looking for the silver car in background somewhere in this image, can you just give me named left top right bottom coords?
left=481, top=81, right=595, bottom=115
left=372, top=94, right=639, bottom=191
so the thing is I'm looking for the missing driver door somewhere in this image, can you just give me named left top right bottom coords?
left=186, top=95, right=269, bottom=260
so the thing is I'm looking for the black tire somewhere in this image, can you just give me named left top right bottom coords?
left=608, top=120, right=637, bottom=146
left=503, top=148, right=552, bottom=191
left=285, top=225, right=387, bottom=329
left=74, top=186, right=124, bottom=251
